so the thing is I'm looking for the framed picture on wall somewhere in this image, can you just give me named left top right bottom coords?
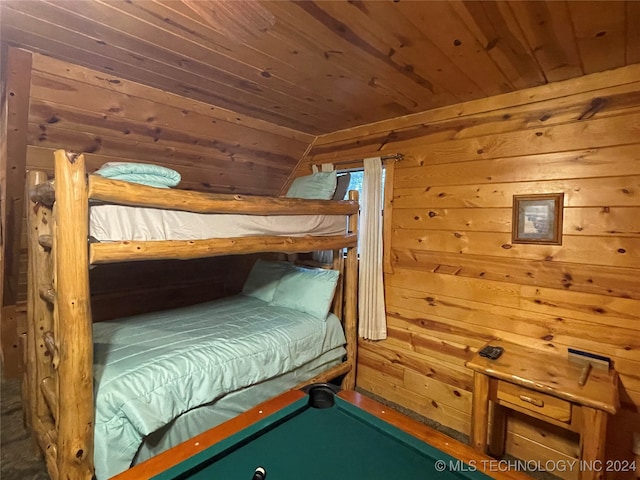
left=512, top=193, right=564, bottom=245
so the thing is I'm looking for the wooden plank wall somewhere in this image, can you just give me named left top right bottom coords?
left=1, top=46, right=32, bottom=377
left=298, top=64, right=640, bottom=479
left=26, top=52, right=312, bottom=194
left=2, top=48, right=312, bottom=377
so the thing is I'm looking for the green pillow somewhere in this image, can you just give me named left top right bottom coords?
left=242, top=259, right=290, bottom=303
left=270, top=265, right=339, bottom=320
left=285, top=171, right=337, bottom=200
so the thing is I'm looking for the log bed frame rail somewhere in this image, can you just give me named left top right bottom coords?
left=24, top=149, right=360, bottom=480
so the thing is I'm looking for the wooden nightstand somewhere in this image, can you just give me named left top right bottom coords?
left=466, top=340, right=619, bottom=480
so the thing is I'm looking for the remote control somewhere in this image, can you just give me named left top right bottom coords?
left=479, top=345, right=504, bottom=360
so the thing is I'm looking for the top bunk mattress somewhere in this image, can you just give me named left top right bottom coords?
left=90, top=204, right=347, bottom=241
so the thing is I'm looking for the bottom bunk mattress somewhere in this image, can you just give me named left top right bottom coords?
left=92, top=294, right=347, bottom=479
left=132, top=346, right=345, bottom=466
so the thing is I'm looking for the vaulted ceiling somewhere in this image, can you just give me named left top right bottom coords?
left=1, top=1, right=639, bottom=135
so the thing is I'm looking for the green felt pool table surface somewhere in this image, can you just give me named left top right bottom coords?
left=112, top=388, right=529, bottom=480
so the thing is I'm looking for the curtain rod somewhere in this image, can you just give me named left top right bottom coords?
left=329, top=153, right=404, bottom=166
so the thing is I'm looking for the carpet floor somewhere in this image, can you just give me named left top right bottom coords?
left=1, top=377, right=49, bottom=480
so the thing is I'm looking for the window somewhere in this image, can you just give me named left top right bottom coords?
left=344, top=170, right=363, bottom=200
left=336, top=169, right=385, bottom=201
left=338, top=168, right=385, bottom=256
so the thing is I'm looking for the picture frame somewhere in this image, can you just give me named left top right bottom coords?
left=512, top=193, right=564, bottom=245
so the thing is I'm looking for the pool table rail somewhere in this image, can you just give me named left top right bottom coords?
left=339, top=391, right=531, bottom=480
left=111, top=390, right=532, bottom=480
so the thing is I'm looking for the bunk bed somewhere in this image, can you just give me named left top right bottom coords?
left=24, top=150, right=359, bottom=480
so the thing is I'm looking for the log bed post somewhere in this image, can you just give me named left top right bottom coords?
left=53, top=150, right=94, bottom=480
left=26, top=171, right=48, bottom=433
left=27, top=170, right=60, bottom=478
left=342, top=190, right=359, bottom=390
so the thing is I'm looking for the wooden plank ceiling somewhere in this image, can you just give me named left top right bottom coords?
left=1, top=1, right=638, bottom=136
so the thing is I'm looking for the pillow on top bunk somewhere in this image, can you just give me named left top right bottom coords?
left=285, top=171, right=337, bottom=200
left=242, top=259, right=290, bottom=303
left=270, top=265, right=339, bottom=320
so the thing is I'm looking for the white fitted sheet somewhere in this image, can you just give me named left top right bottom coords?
left=89, top=204, right=346, bottom=241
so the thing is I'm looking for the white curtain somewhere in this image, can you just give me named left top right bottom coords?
left=358, top=157, right=387, bottom=340
left=312, top=163, right=334, bottom=264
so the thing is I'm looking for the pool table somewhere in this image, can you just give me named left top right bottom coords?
left=112, top=386, right=528, bottom=480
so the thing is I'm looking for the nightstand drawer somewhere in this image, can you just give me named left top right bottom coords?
left=496, top=381, right=571, bottom=422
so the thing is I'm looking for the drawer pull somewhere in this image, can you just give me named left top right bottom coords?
left=519, top=395, right=544, bottom=408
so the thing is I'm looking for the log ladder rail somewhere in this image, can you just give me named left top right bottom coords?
left=24, top=150, right=359, bottom=480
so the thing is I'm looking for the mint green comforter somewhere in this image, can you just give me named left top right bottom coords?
left=92, top=295, right=346, bottom=479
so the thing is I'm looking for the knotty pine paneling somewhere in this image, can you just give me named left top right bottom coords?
left=293, top=64, right=640, bottom=478
left=0, top=47, right=32, bottom=377
left=303, top=63, right=640, bottom=160
left=507, top=1, right=583, bottom=83
left=567, top=1, right=627, bottom=75
left=1, top=49, right=312, bottom=376
left=88, top=255, right=259, bottom=323
left=27, top=53, right=311, bottom=195
left=2, top=1, right=639, bottom=135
